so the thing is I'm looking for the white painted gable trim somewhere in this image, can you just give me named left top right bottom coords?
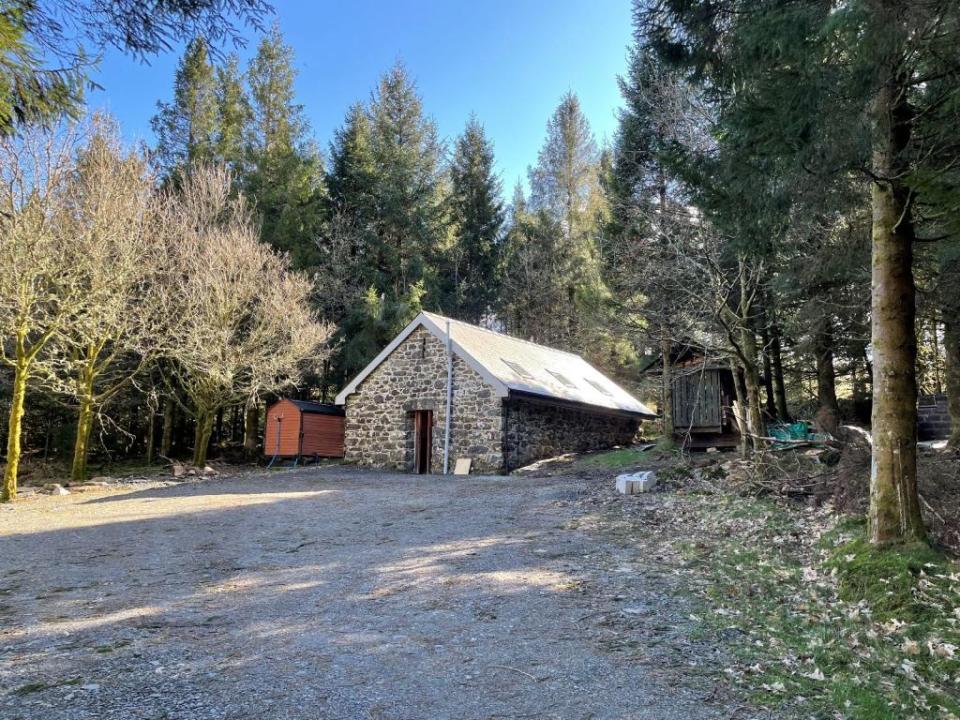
left=334, top=313, right=509, bottom=405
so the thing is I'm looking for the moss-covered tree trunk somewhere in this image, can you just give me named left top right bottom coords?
left=740, top=327, right=766, bottom=450
left=730, top=359, right=749, bottom=458
left=193, top=411, right=215, bottom=466
left=2, top=361, right=28, bottom=502
left=944, top=319, right=960, bottom=449
left=866, top=53, right=925, bottom=543
left=814, top=318, right=840, bottom=436
left=70, top=397, right=95, bottom=483
left=660, top=334, right=674, bottom=443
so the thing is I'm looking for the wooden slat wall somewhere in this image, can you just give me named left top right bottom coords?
left=300, top=414, right=345, bottom=458
left=672, top=369, right=722, bottom=431
left=264, top=400, right=302, bottom=457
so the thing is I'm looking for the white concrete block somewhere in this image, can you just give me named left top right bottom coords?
left=616, top=471, right=657, bottom=494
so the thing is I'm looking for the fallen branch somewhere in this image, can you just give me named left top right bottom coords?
left=919, top=493, right=947, bottom=526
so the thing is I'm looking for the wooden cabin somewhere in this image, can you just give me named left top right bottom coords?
left=644, top=347, right=740, bottom=449
left=263, top=399, right=345, bottom=460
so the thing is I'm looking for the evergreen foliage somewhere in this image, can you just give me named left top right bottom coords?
left=243, top=25, right=324, bottom=269
left=151, top=38, right=219, bottom=174
left=443, top=117, right=505, bottom=323
left=0, top=0, right=271, bottom=136
left=318, top=64, right=447, bottom=387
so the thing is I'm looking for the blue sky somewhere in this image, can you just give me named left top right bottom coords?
left=88, top=1, right=633, bottom=192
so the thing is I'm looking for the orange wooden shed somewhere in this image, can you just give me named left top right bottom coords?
left=263, top=399, right=345, bottom=460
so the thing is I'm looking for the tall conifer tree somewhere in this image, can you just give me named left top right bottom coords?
left=444, top=117, right=504, bottom=323
left=525, top=92, right=609, bottom=352
left=214, top=55, right=251, bottom=174
left=320, top=64, right=445, bottom=383
left=151, top=38, right=218, bottom=175
left=244, top=25, right=324, bottom=269
left=367, top=62, right=445, bottom=299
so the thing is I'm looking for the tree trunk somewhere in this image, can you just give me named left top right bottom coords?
left=2, top=362, right=28, bottom=502
left=145, top=405, right=156, bottom=464
left=244, top=403, right=260, bottom=458
left=944, top=319, right=960, bottom=449
left=234, top=405, right=244, bottom=442
left=660, top=334, right=674, bottom=443
left=730, top=359, right=749, bottom=458
left=866, top=49, right=924, bottom=543
left=160, top=397, right=174, bottom=457
left=70, top=396, right=95, bottom=483
left=740, top=327, right=766, bottom=449
left=193, top=412, right=215, bottom=467
left=769, top=323, right=790, bottom=421
left=320, top=358, right=331, bottom=403
left=760, top=325, right=777, bottom=418
left=813, top=318, right=840, bottom=437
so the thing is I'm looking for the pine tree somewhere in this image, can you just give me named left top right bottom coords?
left=315, top=104, right=380, bottom=390
left=529, top=92, right=601, bottom=245
left=500, top=185, right=570, bottom=345
left=444, top=117, right=504, bottom=323
left=325, top=103, right=379, bottom=289
left=367, top=62, right=446, bottom=299
left=247, top=25, right=305, bottom=156
left=244, top=25, right=324, bottom=269
left=214, top=54, right=250, bottom=173
left=319, top=64, right=447, bottom=384
left=151, top=38, right=218, bottom=175
left=525, top=92, right=608, bottom=352
left=605, top=48, right=693, bottom=440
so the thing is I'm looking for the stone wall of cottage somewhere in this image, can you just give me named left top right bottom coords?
left=503, top=397, right=640, bottom=471
left=343, top=327, right=505, bottom=473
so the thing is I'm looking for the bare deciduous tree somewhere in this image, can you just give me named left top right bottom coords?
left=158, top=165, right=332, bottom=466
left=56, top=116, right=164, bottom=482
left=0, top=124, right=84, bottom=501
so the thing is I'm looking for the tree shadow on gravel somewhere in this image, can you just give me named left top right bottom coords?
left=0, top=471, right=735, bottom=720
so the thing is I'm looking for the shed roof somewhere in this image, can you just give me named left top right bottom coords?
left=278, top=399, right=345, bottom=416
left=335, top=312, right=656, bottom=418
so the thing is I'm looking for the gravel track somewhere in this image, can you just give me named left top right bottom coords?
left=0, top=467, right=753, bottom=719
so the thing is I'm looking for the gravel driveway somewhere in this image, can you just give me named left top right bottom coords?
left=1, top=467, right=751, bottom=719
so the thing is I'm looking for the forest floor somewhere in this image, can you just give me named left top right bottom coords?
left=1, top=464, right=763, bottom=720
left=517, top=438, right=960, bottom=720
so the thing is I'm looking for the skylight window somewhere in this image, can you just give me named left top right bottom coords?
left=502, top=358, right=534, bottom=381
left=585, top=378, right=614, bottom=397
left=547, top=369, right=575, bottom=388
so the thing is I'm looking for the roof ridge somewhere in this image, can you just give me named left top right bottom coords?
left=420, top=311, right=584, bottom=359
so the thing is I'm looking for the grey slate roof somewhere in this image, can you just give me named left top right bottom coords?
left=335, top=311, right=656, bottom=418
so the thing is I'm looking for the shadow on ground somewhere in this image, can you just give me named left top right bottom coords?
left=0, top=468, right=750, bottom=720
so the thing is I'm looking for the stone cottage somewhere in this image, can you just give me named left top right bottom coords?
left=335, top=312, right=656, bottom=474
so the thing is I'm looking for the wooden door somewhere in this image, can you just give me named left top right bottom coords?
left=414, top=410, right=433, bottom=474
